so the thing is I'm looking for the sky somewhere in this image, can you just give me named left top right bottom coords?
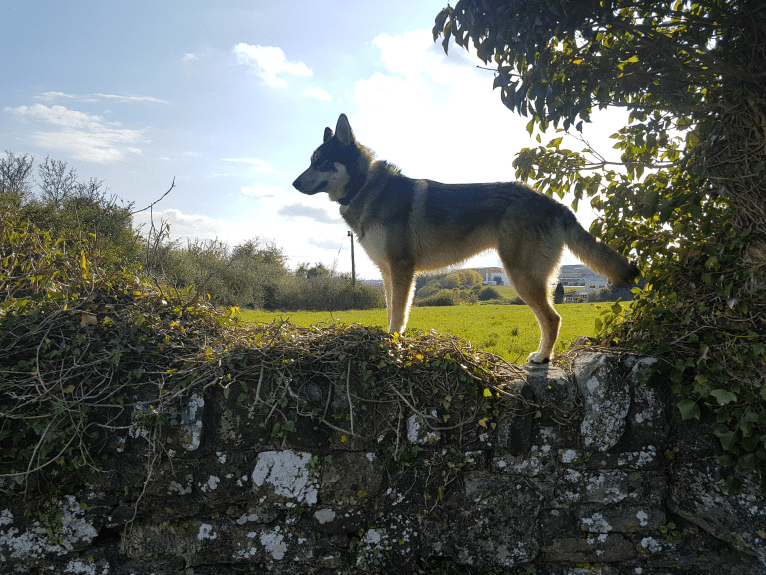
left=1, top=1, right=625, bottom=280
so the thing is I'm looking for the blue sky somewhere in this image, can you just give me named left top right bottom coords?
left=1, top=1, right=623, bottom=280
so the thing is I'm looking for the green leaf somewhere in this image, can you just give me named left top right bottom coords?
left=710, top=389, right=737, bottom=405
left=676, top=399, right=700, bottom=421
left=716, top=429, right=738, bottom=451
left=721, top=476, right=741, bottom=494
left=717, top=454, right=735, bottom=467
left=738, top=454, right=757, bottom=470
left=693, top=375, right=711, bottom=398
left=739, top=411, right=760, bottom=433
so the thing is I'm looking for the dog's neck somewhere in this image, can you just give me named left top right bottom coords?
left=336, top=169, right=369, bottom=206
left=336, top=151, right=390, bottom=205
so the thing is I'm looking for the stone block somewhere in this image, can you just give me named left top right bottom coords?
left=544, top=533, right=636, bottom=562
left=524, top=363, right=576, bottom=406
left=573, top=354, right=630, bottom=452
left=668, top=462, right=766, bottom=562
left=251, top=450, right=318, bottom=507
left=555, top=469, right=666, bottom=506
left=319, top=451, right=383, bottom=506
left=422, top=476, right=543, bottom=567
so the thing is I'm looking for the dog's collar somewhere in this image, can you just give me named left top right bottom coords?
left=336, top=172, right=367, bottom=206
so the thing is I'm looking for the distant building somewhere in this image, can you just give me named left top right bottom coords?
left=557, top=264, right=609, bottom=290
left=470, top=264, right=608, bottom=291
left=563, top=287, right=596, bottom=303
left=471, top=267, right=508, bottom=286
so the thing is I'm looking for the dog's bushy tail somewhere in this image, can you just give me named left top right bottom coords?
left=565, top=220, right=639, bottom=284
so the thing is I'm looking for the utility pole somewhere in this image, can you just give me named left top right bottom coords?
left=348, top=231, right=356, bottom=287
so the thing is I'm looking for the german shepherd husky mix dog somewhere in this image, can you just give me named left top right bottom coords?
left=293, top=114, right=639, bottom=363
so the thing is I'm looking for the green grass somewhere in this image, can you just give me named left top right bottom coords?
left=239, top=302, right=612, bottom=364
left=476, top=284, right=582, bottom=299
left=487, top=285, right=518, bottom=299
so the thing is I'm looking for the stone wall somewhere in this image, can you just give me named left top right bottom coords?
left=2, top=352, right=766, bottom=574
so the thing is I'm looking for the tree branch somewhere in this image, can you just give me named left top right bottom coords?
left=130, top=178, right=176, bottom=215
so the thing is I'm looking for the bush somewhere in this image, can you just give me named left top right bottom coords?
left=415, top=281, right=443, bottom=300
left=478, top=286, right=502, bottom=301
left=417, top=290, right=458, bottom=307
left=21, top=196, right=141, bottom=271
left=585, top=284, right=635, bottom=303
left=273, top=274, right=384, bottom=311
left=142, top=235, right=385, bottom=312
left=143, top=237, right=291, bottom=309
left=443, top=269, right=483, bottom=289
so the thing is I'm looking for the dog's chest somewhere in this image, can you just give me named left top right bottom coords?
left=355, top=222, right=389, bottom=265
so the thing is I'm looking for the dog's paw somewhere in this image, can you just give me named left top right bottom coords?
left=526, top=351, right=551, bottom=364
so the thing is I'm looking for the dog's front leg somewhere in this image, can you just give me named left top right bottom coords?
left=386, top=262, right=415, bottom=335
left=380, top=267, right=394, bottom=330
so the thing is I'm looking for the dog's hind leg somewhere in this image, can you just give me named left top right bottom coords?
left=386, top=261, right=416, bottom=335
left=499, top=245, right=562, bottom=364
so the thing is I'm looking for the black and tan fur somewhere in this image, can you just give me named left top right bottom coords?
left=293, top=114, right=638, bottom=363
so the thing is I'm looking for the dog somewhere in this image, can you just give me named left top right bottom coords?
left=292, top=114, right=639, bottom=363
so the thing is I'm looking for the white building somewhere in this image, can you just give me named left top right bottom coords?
left=472, top=267, right=509, bottom=286
left=471, top=264, right=607, bottom=290
left=557, top=264, right=609, bottom=289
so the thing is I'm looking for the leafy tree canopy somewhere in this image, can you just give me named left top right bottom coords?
left=434, top=0, right=766, bottom=492
left=443, top=269, right=483, bottom=289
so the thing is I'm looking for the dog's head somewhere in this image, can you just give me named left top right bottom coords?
left=292, top=114, right=357, bottom=203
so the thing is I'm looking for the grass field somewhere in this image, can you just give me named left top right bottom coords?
left=488, top=285, right=581, bottom=299
left=239, top=302, right=610, bottom=364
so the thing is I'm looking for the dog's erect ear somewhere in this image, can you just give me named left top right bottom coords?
left=335, top=113, right=355, bottom=146
left=323, top=127, right=333, bottom=143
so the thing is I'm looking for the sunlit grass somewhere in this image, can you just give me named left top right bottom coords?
left=238, top=302, right=611, bottom=364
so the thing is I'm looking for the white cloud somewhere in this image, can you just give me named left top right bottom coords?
left=308, top=237, right=347, bottom=251
left=241, top=182, right=286, bottom=198
left=277, top=203, right=341, bottom=224
left=95, top=93, right=169, bottom=104
left=223, top=158, right=277, bottom=173
left=233, top=43, right=312, bottom=88
left=5, top=104, right=145, bottom=163
left=134, top=209, right=245, bottom=244
left=347, top=30, right=526, bottom=183
left=7, top=104, right=96, bottom=128
left=182, top=53, right=199, bottom=62
left=303, top=87, right=331, bottom=101
left=36, top=91, right=80, bottom=101
left=34, top=91, right=166, bottom=104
